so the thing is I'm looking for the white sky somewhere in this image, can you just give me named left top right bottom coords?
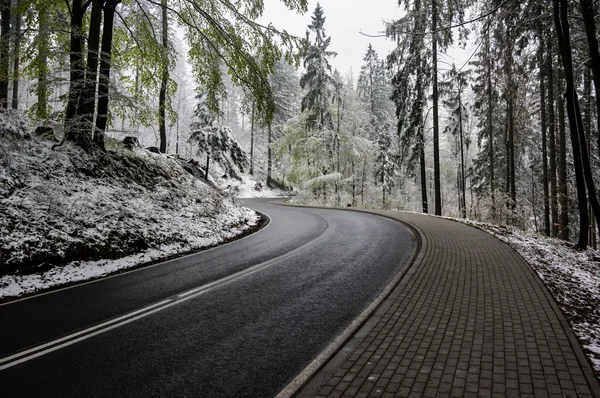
left=260, top=0, right=401, bottom=76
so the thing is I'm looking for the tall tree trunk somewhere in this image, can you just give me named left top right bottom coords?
left=205, top=155, right=210, bottom=179
left=486, top=30, right=496, bottom=218
left=554, top=0, right=589, bottom=249
left=579, top=0, right=600, bottom=161
left=539, top=36, right=550, bottom=236
left=11, top=0, right=20, bottom=109
left=79, top=0, right=102, bottom=133
left=0, top=0, right=9, bottom=108
left=36, top=2, right=49, bottom=119
left=158, top=0, right=168, bottom=153
left=564, top=1, right=600, bottom=242
left=508, top=82, right=516, bottom=212
left=575, top=87, right=600, bottom=240
left=419, top=129, right=428, bottom=214
left=65, top=0, right=93, bottom=149
left=250, top=101, right=255, bottom=175
left=458, top=86, right=466, bottom=218
left=585, top=67, right=597, bottom=249
left=558, top=84, right=569, bottom=241
left=547, top=38, right=559, bottom=237
left=504, top=101, right=510, bottom=209
left=267, top=124, right=272, bottom=186
left=532, top=164, right=538, bottom=232
left=431, top=0, right=441, bottom=216
left=95, top=0, right=121, bottom=150
left=351, top=160, right=356, bottom=206
left=361, top=158, right=366, bottom=207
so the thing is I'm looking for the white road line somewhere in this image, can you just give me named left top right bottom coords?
left=0, top=299, right=172, bottom=366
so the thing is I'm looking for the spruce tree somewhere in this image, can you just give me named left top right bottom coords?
left=299, top=3, right=337, bottom=177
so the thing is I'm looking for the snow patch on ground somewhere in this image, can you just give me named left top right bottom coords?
left=447, top=216, right=600, bottom=374
left=0, top=111, right=259, bottom=299
left=220, top=174, right=288, bottom=198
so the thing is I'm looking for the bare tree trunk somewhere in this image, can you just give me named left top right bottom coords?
left=419, top=131, right=428, bottom=214
left=431, top=0, right=441, bottom=215
left=547, top=38, right=559, bottom=237
left=36, top=2, right=49, bottom=119
left=158, top=0, right=168, bottom=153
left=458, top=86, right=466, bottom=218
left=486, top=29, right=496, bottom=218
left=579, top=0, right=600, bottom=161
left=566, top=1, right=600, bottom=241
left=250, top=101, right=255, bottom=175
left=0, top=0, right=10, bottom=108
left=351, top=160, right=356, bottom=206
left=504, top=101, right=510, bottom=211
left=532, top=164, right=538, bottom=232
left=79, top=0, right=102, bottom=133
left=65, top=0, right=92, bottom=148
left=557, top=84, right=569, bottom=241
left=361, top=158, right=366, bottom=207
left=585, top=67, right=597, bottom=249
left=95, top=0, right=121, bottom=150
left=554, top=0, right=589, bottom=249
left=267, top=124, right=272, bottom=186
left=205, top=155, right=210, bottom=179
left=539, top=35, right=550, bottom=236
left=11, top=0, right=20, bottom=109
left=508, top=88, right=516, bottom=212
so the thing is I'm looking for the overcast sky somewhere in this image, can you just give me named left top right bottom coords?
left=260, top=0, right=401, bottom=77
left=260, top=0, right=473, bottom=80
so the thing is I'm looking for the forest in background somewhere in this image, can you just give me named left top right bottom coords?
left=0, top=0, right=599, bottom=250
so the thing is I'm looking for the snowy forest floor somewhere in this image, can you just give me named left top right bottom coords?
left=446, top=216, right=600, bottom=376
left=0, top=111, right=261, bottom=301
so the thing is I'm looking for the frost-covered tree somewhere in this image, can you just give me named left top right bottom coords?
left=441, top=64, right=471, bottom=218
left=374, top=123, right=398, bottom=208
left=358, top=44, right=391, bottom=127
left=300, top=3, right=336, bottom=132
left=283, top=2, right=338, bottom=190
left=269, top=61, right=300, bottom=184
left=189, top=94, right=248, bottom=179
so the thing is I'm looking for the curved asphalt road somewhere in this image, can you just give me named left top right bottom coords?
left=0, top=199, right=413, bottom=397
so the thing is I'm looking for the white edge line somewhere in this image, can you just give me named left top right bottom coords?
left=0, top=205, right=272, bottom=307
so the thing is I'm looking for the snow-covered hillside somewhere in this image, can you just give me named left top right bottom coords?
left=0, top=112, right=259, bottom=299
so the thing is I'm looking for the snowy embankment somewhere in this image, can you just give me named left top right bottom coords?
left=0, top=112, right=259, bottom=300
left=449, top=217, right=600, bottom=374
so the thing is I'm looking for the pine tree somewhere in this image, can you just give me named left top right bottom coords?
left=300, top=3, right=336, bottom=133
left=388, top=0, right=430, bottom=213
left=358, top=44, right=391, bottom=127
left=298, top=3, right=337, bottom=181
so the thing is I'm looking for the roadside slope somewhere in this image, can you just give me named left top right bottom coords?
left=0, top=112, right=258, bottom=299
